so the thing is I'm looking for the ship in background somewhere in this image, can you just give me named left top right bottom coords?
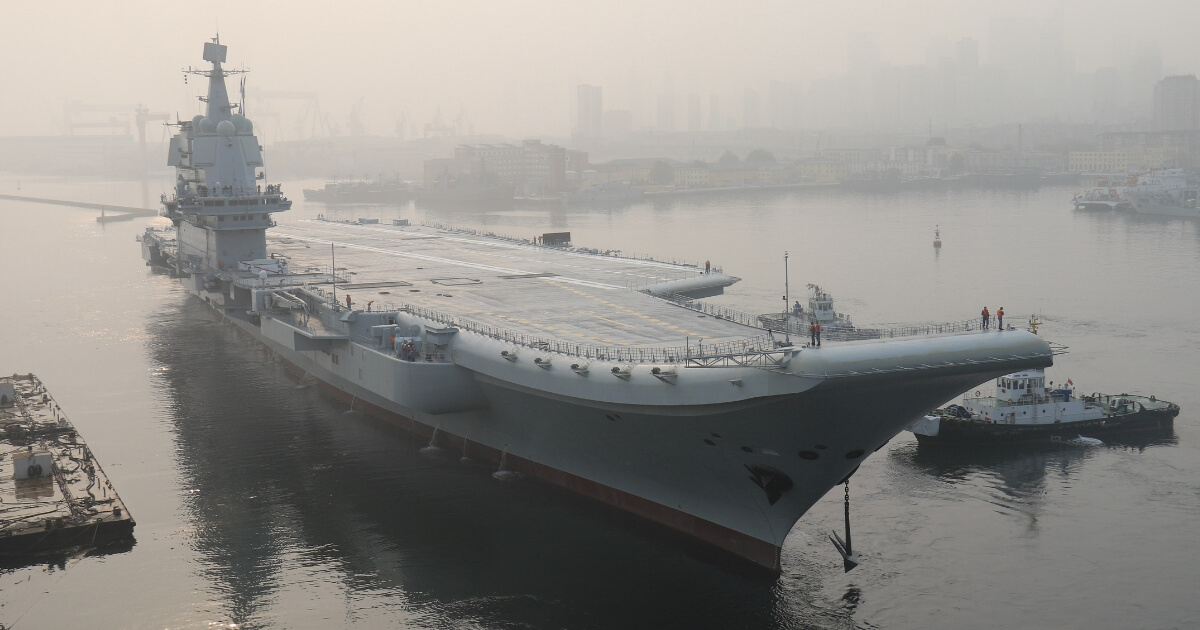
left=303, top=176, right=412, bottom=204
left=1073, top=169, right=1188, bottom=211
left=140, top=39, right=1055, bottom=574
left=1126, top=173, right=1200, bottom=218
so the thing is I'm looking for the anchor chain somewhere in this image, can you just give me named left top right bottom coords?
left=829, top=478, right=861, bottom=572
left=843, top=481, right=852, bottom=557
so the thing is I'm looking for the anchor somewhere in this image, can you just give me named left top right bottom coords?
left=829, top=479, right=861, bottom=572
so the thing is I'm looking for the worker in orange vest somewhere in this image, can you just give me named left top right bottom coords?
left=981, top=306, right=990, bottom=329
left=809, top=320, right=822, bottom=347
left=997, top=307, right=1004, bottom=330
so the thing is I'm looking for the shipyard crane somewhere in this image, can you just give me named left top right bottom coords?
left=134, top=104, right=171, bottom=170
left=250, top=90, right=332, bottom=139
left=63, top=101, right=135, bottom=135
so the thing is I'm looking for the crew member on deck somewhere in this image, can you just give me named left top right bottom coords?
left=981, top=306, right=990, bottom=329
left=997, top=307, right=1004, bottom=330
left=810, top=321, right=822, bottom=347
left=346, top=294, right=352, bottom=309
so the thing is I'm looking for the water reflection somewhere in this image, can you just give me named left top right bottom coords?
left=146, top=298, right=849, bottom=629
left=879, top=431, right=1171, bottom=543
left=889, top=428, right=1178, bottom=518
left=0, top=538, right=136, bottom=572
left=896, top=429, right=1177, bottom=488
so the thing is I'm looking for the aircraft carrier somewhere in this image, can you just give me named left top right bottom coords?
left=140, top=39, right=1053, bottom=573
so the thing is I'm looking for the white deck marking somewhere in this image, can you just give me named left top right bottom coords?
left=292, top=219, right=702, bottom=272
left=272, top=230, right=622, bottom=290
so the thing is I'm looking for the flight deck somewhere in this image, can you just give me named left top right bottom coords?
left=268, top=219, right=755, bottom=349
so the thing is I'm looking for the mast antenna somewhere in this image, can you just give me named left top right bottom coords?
left=783, top=251, right=791, bottom=346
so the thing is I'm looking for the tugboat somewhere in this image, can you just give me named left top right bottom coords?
left=805, top=284, right=853, bottom=329
left=1072, top=178, right=1130, bottom=211
left=757, top=283, right=854, bottom=338
left=909, top=320, right=1178, bottom=445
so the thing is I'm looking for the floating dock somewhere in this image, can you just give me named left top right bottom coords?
left=0, top=374, right=134, bottom=556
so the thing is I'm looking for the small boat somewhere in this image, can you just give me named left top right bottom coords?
left=757, top=283, right=855, bottom=337
left=909, top=369, right=1178, bottom=445
left=933, top=225, right=941, bottom=248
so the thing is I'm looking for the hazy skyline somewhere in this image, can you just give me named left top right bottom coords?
left=3, top=0, right=1199, bottom=140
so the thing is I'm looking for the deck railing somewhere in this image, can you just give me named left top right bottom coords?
left=659, top=292, right=996, bottom=341
left=275, top=284, right=1016, bottom=365
left=398, top=303, right=778, bottom=363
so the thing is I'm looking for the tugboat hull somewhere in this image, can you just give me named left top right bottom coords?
left=914, top=406, right=1178, bottom=446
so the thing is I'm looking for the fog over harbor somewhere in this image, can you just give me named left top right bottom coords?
left=2, top=0, right=1199, bottom=141
left=2, top=2, right=1200, bottom=629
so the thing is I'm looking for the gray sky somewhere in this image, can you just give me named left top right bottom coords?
left=3, top=0, right=1198, bottom=139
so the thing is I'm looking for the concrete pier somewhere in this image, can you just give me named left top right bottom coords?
left=0, top=193, right=159, bottom=223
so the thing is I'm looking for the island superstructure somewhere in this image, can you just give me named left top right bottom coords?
left=141, top=39, right=1054, bottom=573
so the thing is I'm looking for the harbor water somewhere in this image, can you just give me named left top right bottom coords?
left=1, top=176, right=1197, bottom=629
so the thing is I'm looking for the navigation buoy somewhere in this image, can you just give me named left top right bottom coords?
left=933, top=225, right=942, bottom=248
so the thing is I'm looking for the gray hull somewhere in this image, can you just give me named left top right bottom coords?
left=1128, top=192, right=1200, bottom=218
left=188, top=285, right=1050, bottom=572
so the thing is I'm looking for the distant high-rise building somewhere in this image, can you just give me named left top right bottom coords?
left=1092, top=67, right=1122, bottom=122
left=955, top=38, right=979, bottom=71
left=657, top=94, right=676, bottom=132
left=688, top=94, right=702, bottom=132
left=847, top=32, right=880, bottom=77
left=987, top=15, right=1071, bottom=119
left=1131, top=42, right=1166, bottom=120
left=743, top=89, right=760, bottom=128
left=769, top=82, right=801, bottom=130
left=708, top=95, right=721, bottom=131
left=847, top=33, right=880, bottom=119
left=576, top=84, right=603, bottom=139
left=1154, top=75, right=1200, bottom=131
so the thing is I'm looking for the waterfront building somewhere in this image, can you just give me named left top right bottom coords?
left=791, top=161, right=848, bottom=183
left=1068, top=148, right=1183, bottom=173
left=423, top=140, right=567, bottom=191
